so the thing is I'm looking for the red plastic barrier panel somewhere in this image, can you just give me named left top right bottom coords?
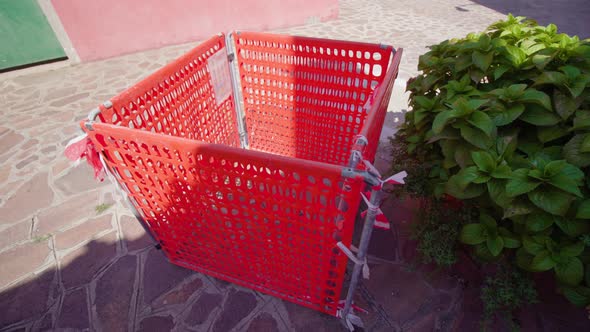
left=235, top=31, right=398, bottom=165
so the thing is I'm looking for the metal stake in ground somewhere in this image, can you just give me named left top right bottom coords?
left=341, top=185, right=382, bottom=329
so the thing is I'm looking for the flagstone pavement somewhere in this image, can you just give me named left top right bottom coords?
left=1, top=0, right=589, bottom=331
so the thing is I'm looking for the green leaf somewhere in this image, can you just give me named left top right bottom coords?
left=432, top=110, right=459, bottom=134
left=561, top=242, right=585, bottom=257
left=541, top=146, right=564, bottom=162
left=532, top=53, right=553, bottom=70
left=516, top=247, right=535, bottom=271
left=473, top=174, right=491, bottom=184
left=517, top=133, right=543, bottom=156
left=506, top=169, right=541, bottom=197
left=526, top=213, right=554, bottom=232
left=537, top=125, right=568, bottom=143
left=504, top=45, right=527, bottom=66
left=564, top=134, right=590, bottom=167
left=554, top=89, right=581, bottom=120
left=555, top=257, right=584, bottom=285
left=474, top=243, right=497, bottom=261
left=468, top=111, right=494, bottom=136
left=472, top=51, right=493, bottom=71
left=487, top=179, right=513, bottom=208
left=406, top=135, right=421, bottom=144
left=545, top=161, right=583, bottom=193
left=576, top=200, right=590, bottom=219
left=446, top=178, right=486, bottom=199
left=561, top=163, right=585, bottom=181
left=467, top=99, right=488, bottom=111
left=493, top=65, right=510, bottom=80
left=503, top=199, right=535, bottom=219
left=533, top=71, right=567, bottom=86
left=567, top=75, right=590, bottom=98
left=520, top=105, right=561, bottom=126
left=420, top=73, right=441, bottom=91
left=469, top=69, right=485, bottom=83
left=562, top=286, right=590, bottom=306
left=440, top=140, right=458, bottom=165
left=491, top=164, right=512, bottom=179
left=496, top=129, right=519, bottom=158
left=582, top=135, right=590, bottom=153
left=499, top=227, right=521, bottom=248
left=427, top=127, right=460, bottom=143
left=413, top=96, right=436, bottom=109
left=457, top=123, right=493, bottom=149
left=547, top=174, right=583, bottom=197
left=452, top=166, right=480, bottom=190
left=531, top=250, right=556, bottom=271
left=454, top=143, right=472, bottom=168
left=519, top=89, right=553, bottom=111
left=528, top=188, right=573, bottom=216
left=471, top=151, right=495, bottom=173
left=573, top=44, right=590, bottom=58
left=560, top=65, right=581, bottom=80
left=523, top=235, right=546, bottom=255
left=572, top=110, right=590, bottom=130
left=491, top=103, right=525, bottom=126
left=523, top=41, right=546, bottom=55
left=455, top=54, right=472, bottom=72
left=412, top=109, right=429, bottom=125
left=487, top=236, right=504, bottom=256
left=555, top=218, right=590, bottom=237
left=460, top=223, right=487, bottom=245
left=507, top=84, right=528, bottom=98
left=480, top=213, right=497, bottom=229
left=528, top=169, right=544, bottom=180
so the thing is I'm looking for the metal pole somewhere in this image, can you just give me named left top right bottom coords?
left=225, top=32, right=249, bottom=149
left=341, top=186, right=382, bottom=328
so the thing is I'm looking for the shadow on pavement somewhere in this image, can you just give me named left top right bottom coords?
left=463, top=0, right=590, bottom=38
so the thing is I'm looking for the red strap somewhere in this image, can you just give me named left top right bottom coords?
left=65, top=135, right=105, bottom=181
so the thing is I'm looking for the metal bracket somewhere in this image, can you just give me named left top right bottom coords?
left=336, top=242, right=364, bottom=265
left=84, top=101, right=111, bottom=131
left=348, top=150, right=362, bottom=169
left=87, top=108, right=101, bottom=121
left=355, top=135, right=368, bottom=146
left=341, top=168, right=381, bottom=186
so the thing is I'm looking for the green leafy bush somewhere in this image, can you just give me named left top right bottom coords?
left=480, top=264, right=538, bottom=329
left=410, top=201, right=478, bottom=267
left=397, top=15, right=590, bottom=306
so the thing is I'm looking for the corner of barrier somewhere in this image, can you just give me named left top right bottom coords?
left=78, top=102, right=162, bottom=250
left=338, top=147, right=407, bottom=330
left=338, top=166, right=381, bottom=330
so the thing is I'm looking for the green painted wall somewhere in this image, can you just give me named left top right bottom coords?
left=0, top=0, right=66, bottom=71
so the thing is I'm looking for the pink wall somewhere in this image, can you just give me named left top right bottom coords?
left=51, top=0, right=338, bottom=61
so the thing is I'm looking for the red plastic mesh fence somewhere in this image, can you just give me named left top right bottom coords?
left=95, top=35, right=240, bottom=147
left=82, top=32, right=401, bottom=316
left=86, top=123, right=363, bottom=315
left=359, top=49, right=403, bottom=162
left=234, top=32, right=396, bottom=165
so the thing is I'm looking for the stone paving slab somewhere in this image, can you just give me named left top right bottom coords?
left=1, top=0, right=589, bottom=331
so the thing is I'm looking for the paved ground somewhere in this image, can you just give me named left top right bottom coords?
left=1, top=0, right=589, bottom=331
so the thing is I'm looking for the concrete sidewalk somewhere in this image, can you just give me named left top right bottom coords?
left=1, top=0, right=588, bottom=331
